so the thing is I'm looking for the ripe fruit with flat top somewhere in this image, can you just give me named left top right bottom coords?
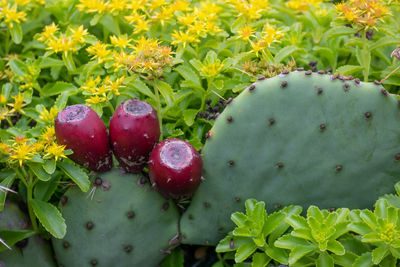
left=109, top=99, right=160, bottom=173
left=148, top=138, right=203, bottom=198
left=55, top=104, right=113, bottom=172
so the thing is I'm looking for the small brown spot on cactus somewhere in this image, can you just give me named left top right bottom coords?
left=86, top=221, right=94, bottom=230
left=228, top=160, right=234, bottom=167
left=365, top=112, right=372, bottom=119
left=343, top=83, right=350, bottom=91
left=395, top=153, right=400, bottom=161
left=305, top=70, right=312, bottom=75
left=374, top=80, right=381, bottom=85
left=329, top=207, right=336, bottom=212
left=381, top=89, right=388, bottom=95
left=275, top=204, right=282, bottom=209
left=296, top=67, right=304, bottom=71
left=320, top=124, right=326, bottom=131
left=204, top=202, right=210, bottom=208
left=205, top=130, right=212, bottom=139
left=331, top=74, right=339, bottom=80
left=218, top=226, right=223, bottom=231
left=335, top=165, right=342, bottom=172
left=16, top=238, right=28, bottom=249
left=280, top=81, right=288, bottom=88
left=215, top=112, right=220, bottom=118
left=283, top=70, right=290, bottom=74
left=162, top=202, right=170, bottom=211
left=101, top=181, right=111, bottom=191
left=258, top=76, right=266, bottom=81
left=124, top=245, right=132, bottom=253
left=354, top=78, right=361, bottom=85
left=269, top=118, right=275, bottom=125
left=318, top=70, right=325, bottom=74
left=94, top=177, right=103, bottom=186
left=226, top=97, right=233, bottom=104
left=276, top=162, right=284, bottom=168
left=189, top=215, right=194, bottom=220
left=126, top=211, right=135, bottom=219
left=63, top=241, right=70, bottom=248
left=227, top=116, right=233, bottom=122
left=90, top=260, right=98, bottom=266
left=249, top=84, right=256, bottom=92
left=317, top=88, right=323, bottom=94
left=235, top=197, right=240, bottom=202
left=60, top=196, right=68, bottom=206
left=230, top=238, right=234, bottom=249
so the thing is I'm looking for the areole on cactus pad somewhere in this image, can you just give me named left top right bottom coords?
left=180, top=71, right=400, bottom=246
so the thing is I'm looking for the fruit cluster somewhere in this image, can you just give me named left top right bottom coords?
left=54, top=99, right=203, bottom=199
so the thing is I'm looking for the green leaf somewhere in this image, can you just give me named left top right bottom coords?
left=348, top=222, right=371, bottom=235
left=54, top=92, right=70, bottom=112
left=274, top=235, right=311, bottom=250
left=336, top=65, right=364, bottom=76
left=183, top=109, right=198, bottom=126
left=316, top=252, right=334, bottom=267
left=286, top=214, right=309, bottom=229
left=324, top=26, right=357, bottom=39
left=10, top=23, right=23, bottom=44
left=34, top=175, right=60, bottom=202
left=30, top=199, right=66, bottom=239
left=274, top=45, right=303, bottom=64
left=369, top=37, right=400, bottom=51
left=264, top=244, right=289, bottom=264
left=0, top=174, right=16, bottom=211
left=9, top=59, right=28, bottom=77
left=43, top=159, right=56, bottom=175
left=235, top=242, right=257, bottom=263
left=395, top=182, right=400, bottom=196
left=372, top=245, right=389, bottom=264
left=252, top=252, right=270, bottom=267
left=156, top=80, right=174, bottom=106
left=291, top=228, right=313, bottom=241
left=161, top=248, right=184, bottom=267
left=58, top=161, right=90, bottom=192
left=0, top=230, right=35, bottom=252
left=327, top=239, right=345, bottom=255
left=361, top=232, right=381, bottom=243
left=62, top=51, right=76, bottom=72
left=130, top=78, right=155, bottom=100
left=359, top=210, right=377, bottom=229
left=231, top=212, right=247, bottom=228
left=28, top=163, right=51, bottom=181
left=39, top=57, right=64, bottom=68
left=353, top=252, right=373, bottom=267
left=43, top=82, right=78, bottom=97
left=374, top=198, right=388, bottom=219
left=216, top=235, right=250, bottom=253
left=288, top=245, right=316, bottom=265
left=389, top=246, right=400, bottom=258
left=331, top=251, right=358, bottom=267
left=263, top=212, right=285, bottom=236
left=175, top=65, right=202, bottom=88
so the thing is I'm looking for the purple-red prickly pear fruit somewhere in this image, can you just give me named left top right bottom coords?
left=109, top=99, right=160, bottom=173
left=148, top=138, right=203, bottom=198
left=55, top=104, right=113, bottom=172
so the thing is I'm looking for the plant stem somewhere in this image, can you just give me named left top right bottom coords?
left=27, top=181, right=39, bottom=233
left=106, top=100, right=114, bottom=114
left=152, top=80, right=163, bottom=140
left=200, top=78, right=214, bottom=111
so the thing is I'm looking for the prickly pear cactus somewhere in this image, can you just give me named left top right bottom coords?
left=0, top=201, right=56, bottom=267
left=53, top=168, right=180, bottom=267
left=181, top=71, right=400, bottom=245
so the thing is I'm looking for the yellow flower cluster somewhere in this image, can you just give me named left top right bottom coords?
left=336, top=0, right=390, bottom=30
left=81, top=75, right=124, bottom=104
left=37, top=23, right=88, bottom=53
left=0, top=126, right=67, bottom=167
left=0, top=0, right=27, bottom=27
left=285, top=0, right=324, bottom=12
left=223, top=0, right=271, bottom=20
left=39, top=106, right=59, bottom=124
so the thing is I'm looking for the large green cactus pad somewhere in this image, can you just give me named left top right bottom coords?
left=53, top=168, right=180, bottom=267
left=181, top=71, right=400, bottom=245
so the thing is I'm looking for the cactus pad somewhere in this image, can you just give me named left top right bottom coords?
left=181, top=71, right=400, bottom=245
left=52, top=168, right=180, bottom=267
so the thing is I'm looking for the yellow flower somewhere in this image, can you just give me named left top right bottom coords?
left=236, top=25, right=256, bottom=41
left=177, top=13, right=196, bottom=26
left=70, top=25, right=88, bottom=43
left=133, top=18, right=150, bottom=35
left=40, top=126, right=56, bottom=146
left=86, top=42, right=111, bottom=63
left=76, top=0, right=108, bottom=13
left=0, top=4, right=27, bottom=27
left=124, top=11, right=143, bottom=24
left=0, top=94, right=7, bottom=105
left=147, top=0, right=166, bottom=10
left=46, top=36, right=77, bottom=53
left=8, top=137, right=36, bottom=166
left=171, top=30, right=200, bottom=47
left=8, top=92, right=25, bottom=114
left=39, top=106, right=59, bottom=124
left=201, top=62, right=224, bottom=77
left=108, top=0, right=128, bottom=13
left=37, top=23, right=59, bottom=42
left=260, top=23, right=284, bottom=47
left=110, top=35, right=130, bottom=49
left=250, top=40, right=267, bottom=56
left=153, top=6, right=174, bottom=25
left=81, top=76, right=101, bottom=94
left=85, top=95, right=107, bottom=104
left=44, top=142, right=67, bottom=161
left=104, top=76, right=124, bottom=96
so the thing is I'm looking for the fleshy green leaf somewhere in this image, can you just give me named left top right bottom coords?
left=336, top=65, right=364, bottom=76
left=0, top=230, right=35, bottom=252
left=175, top=65, right=202, bottom=89
left=58, top=161, right=90, bottom=192
left=0, top=174, right=16, bottom=211
left=129, top=78, right=155, bottom=100
left=316, top=252, right=334, bottom=267
left=34, top=175, right=60, bottom=202
left=30, top=199, right=66, bottom=239
left=274, top=45, right=304, bottom=63
left=28, top=163, right=51, bottom=181
left=353, top=252, right=373, bottom=267
left=10, top=22, right=23, bottom=44
left=183, top=109, right=198, bottom=127
left=288, top=245, right=316, bottom=265
left=251, top=252, right=270, bottom=267
left=264, top=244, right=289, bottom=264
left=43, top=159, right=56, bottom=175
left=372, top=245, right=389, bottom=264
left=231, top=212, right=247, bottom=228
left=274, top=235, right=311, bottom=250
left=327, top=239, right=345, bottom=255
left=235, top=242, right=257, bottom=263
left=286, top=214, right=308, bottom=229
left=374, top=199, right=388, bottom=219
left=263, top=212, right=285, bottom=236
left=360, top=210, right=378, bottom=229
left=62, top=51, right=76, bottom=72
left=156, top=80, right=174, bottom=106
left=43, top=82, right=77, bottom=97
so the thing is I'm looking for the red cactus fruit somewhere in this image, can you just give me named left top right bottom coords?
left=109, top=99, right=160, bottom=173
left=55, top=104, right=113, bottom=172
left=148, top=138, right=203, bottom=198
